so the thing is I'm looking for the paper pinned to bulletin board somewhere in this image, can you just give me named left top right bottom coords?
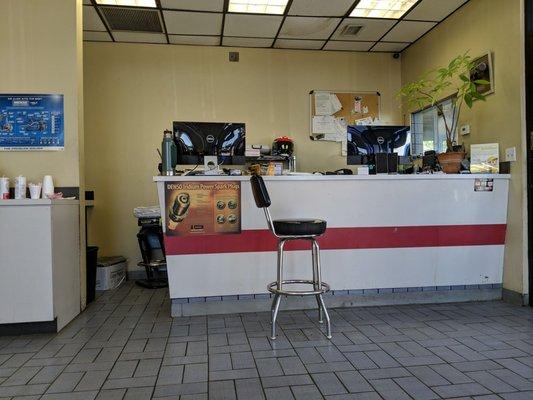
left=309, top=90, right=380, bottom=155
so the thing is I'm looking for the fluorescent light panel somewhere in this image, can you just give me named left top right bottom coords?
left=228, top=0, right=289, bottom=15
left=350, top=0, right=417, bottom=19
left=95, top=0, right=156, bottom=7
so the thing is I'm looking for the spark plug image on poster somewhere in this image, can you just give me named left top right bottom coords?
left=165, top=181, right=241, bottom=236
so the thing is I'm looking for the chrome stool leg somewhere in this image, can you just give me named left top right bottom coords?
left=271, top=293, right=281, bottom=340
left=271, top=239, right=286, bottom=340
left=311, top=240, right=323, bottom=323
left=313, top=239, right=331, bottom=338
left=317, top=294, right=332, bottom=339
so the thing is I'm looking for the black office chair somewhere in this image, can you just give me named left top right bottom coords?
left=250, top=174, right=331, bottom=339
left=136, top=223, right=168, bottom=289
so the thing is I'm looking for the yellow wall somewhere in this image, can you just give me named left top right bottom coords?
left=0, top=0, right=87, bottom=306
left=84, top=43, right=402, bottom=269
left=0, top=0, right=84, bottom=188
left=401, top=0, right=527, bottom=294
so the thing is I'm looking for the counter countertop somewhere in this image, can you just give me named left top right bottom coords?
left=154, top=173, right=510, bottom=182
left=0, top=199, right=79, bottom=206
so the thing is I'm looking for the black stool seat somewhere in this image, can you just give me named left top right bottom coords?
left=273, top=219, right=326, bottom=236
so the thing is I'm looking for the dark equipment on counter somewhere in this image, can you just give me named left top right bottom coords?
left=271, top=136, right=294, bottom=156
left=135, top=217, right=168, bottom=289
left=422, top=150, right=438, bottom=170
left=173, top=121, right=245, bottom=165
left=375, top=153, right=389, bottom=174
left=250, top=174, right=332, bottom=340
left=325, top=168, right=353, bottom=175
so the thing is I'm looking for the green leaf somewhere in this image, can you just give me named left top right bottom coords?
left=474, top=79, right=490, bottom=85
left=464, top=94, right=473, bottom=108
left=472, top=91, right=486, bottom=101
left=459, top=74, right=470, bottom=82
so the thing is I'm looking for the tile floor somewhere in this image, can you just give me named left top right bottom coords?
left=1, top=283, right=533, bottom=399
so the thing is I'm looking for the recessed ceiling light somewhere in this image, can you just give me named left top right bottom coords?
left=95, top=0, right=156, bottom=7
left=350, top=0, right=417, bottom=19
left=228, top=0, right=289, bottom=15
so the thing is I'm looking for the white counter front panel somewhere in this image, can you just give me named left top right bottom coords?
left=155, top=175, right=510, bottom=299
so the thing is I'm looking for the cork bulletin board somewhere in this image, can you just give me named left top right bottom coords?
left=311, top=91, right=380, bottom=125
left=309, top=90, right=380, bottom=140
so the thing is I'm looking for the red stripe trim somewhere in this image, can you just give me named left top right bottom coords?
left=164, top=224, right=507, bottom=255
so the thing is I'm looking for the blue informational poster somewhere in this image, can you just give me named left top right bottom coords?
left=0, top=94, right=64, bottom=151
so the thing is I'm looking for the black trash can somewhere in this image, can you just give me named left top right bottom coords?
left=86, top=246, right=99, bottom=304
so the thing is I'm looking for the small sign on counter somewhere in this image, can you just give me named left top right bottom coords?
left=474, top=178, right=494, bottom=192
left=165, top=181, right=241, bottom=236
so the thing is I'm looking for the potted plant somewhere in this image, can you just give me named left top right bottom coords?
left=398, top=52, right=490, bottom=173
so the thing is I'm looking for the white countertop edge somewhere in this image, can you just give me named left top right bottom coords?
left=0, top=199, right=80, bottom=206
left=154, top=174, right=510, bottom=182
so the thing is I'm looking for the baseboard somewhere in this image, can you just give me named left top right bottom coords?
left=0, top=319, right=57, bottom=336
left=171, top=287, right=502, bottom=317
left=502, top=288, right=529, bottom=306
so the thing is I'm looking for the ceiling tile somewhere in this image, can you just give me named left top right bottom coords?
left=279, top=17, right=341, bottom=40
left=163, top=10, right=222, bottom=35
left=223, top=37, right=274, bottom=47
left=274, top=39, right=324, bottom=50
left=84, top=31, right=112, bottom=42
left=324, top=41, right=374, bottom=51
left=406, top=0, right=468, bottom=21
left=371, top=41, right=409, bottom=52
left=169, top=35, right=220, bottom=45
left=381, top=20, right=436, bottom=42
left=83, top=6, right=106, bottom=31
left=288, top=0, right=355, bottom=17
left=224, top=14, right=282, bottom=38
left=332, top=17, right=395, bottom=41
left=161, top=0, right=224, bottom=12
left=113, top=32, right=167, bottom=43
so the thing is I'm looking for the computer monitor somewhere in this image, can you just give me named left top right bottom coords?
left=347, top=125, right=410, bottom=165
left=173, top=122, right=246, bottom=165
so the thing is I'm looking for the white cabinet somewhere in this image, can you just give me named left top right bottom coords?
left=0, top=199, right=80, bottom=331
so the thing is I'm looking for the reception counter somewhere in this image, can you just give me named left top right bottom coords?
left=155, top=174, right=510, bottom=316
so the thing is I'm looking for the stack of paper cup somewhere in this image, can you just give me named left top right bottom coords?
left=14, top=176, right=27, bottom=199
left=29, top=183, right=42, bottom=199
left=42, top=175, right=54, bottom=199
left=0, top=177, right=9, bottom=199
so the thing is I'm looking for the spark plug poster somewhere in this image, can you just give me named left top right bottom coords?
left=165, top=181, right=241, bottom=236
left=0, top=94, right=64, bottom=151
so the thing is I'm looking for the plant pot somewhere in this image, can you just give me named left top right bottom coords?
left=438, top=151, right=465, bottom=174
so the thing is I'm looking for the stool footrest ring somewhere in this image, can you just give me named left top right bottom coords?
left=267, top=279, right=330, bottom=296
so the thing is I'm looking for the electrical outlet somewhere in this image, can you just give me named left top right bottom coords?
left=505, top=147, right=517, bottom=162
left=460, top=125, right=470, bottom=135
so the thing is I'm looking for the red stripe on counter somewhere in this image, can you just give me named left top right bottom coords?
left=164, top=224, right=507, bottom=255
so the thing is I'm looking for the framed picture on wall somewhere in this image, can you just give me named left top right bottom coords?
left=470, top=52, right=494, bottom=95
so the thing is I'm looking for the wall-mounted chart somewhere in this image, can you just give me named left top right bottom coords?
left=0, top=94, right=64, bottom=151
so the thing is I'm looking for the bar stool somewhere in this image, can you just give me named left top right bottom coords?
left=250, top=174, right=332, bottom=339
